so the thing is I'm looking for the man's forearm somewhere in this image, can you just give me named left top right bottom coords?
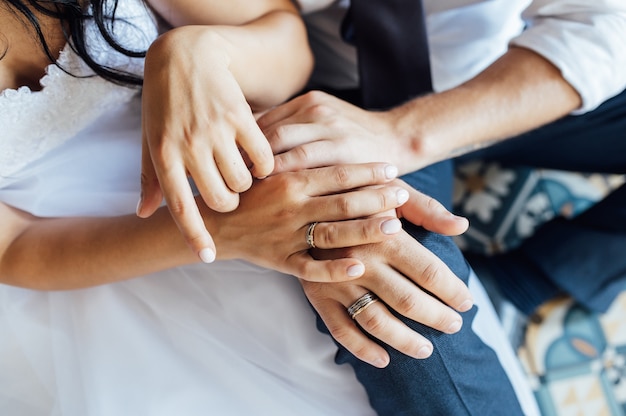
left=390, top=46, right=582, bottom=170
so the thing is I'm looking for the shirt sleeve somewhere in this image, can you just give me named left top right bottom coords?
left=294, top=0, right=338, bottom=15
left=510, top=0, right=626, bottom=114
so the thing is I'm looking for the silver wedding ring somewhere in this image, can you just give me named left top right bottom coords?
left=347, top=292, right=379, bottom=319
left=306, top=222, right=318, bottom=249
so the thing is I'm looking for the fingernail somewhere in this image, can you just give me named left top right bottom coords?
left=447, top=320, right=462, bottom=334
left=449, top=212, right=467, bottom=221
left=416, top=344, right=433, bottom=359
left=135, top=198, right=142, bottom=216
left=372, top=357, right=388, bottom=368
left=199, top=248, right=216, bottom=264
left=381, top=218, right=402, bottom=235
left=385, top=165, right=398, bottom=179
left=347, top=264, right=365, bottom=277
left=397, top=189, right=409, bottom=205
left=458, top=299, right=473, bottom=312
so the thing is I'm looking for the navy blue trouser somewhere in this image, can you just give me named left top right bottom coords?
left=459, top=88, right=626, bottom=313
left=315, top=87, right=626, bottom=414
left=316, top=160, right=524, bottom=415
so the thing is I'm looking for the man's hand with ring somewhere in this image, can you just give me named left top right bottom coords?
left=300, top=185, right=473, bottom=367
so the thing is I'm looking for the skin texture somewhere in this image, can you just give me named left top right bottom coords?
left=0, top=0, right=475, bottom=366
left=251, top=45, right=582, bottom=365
left=137, top=0, right=314, bottom=261
left=0, top=163, right=409, bottom=289
left=258, top=47, right=581, bottom=177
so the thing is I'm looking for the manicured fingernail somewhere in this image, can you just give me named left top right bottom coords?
left=458, top=299, right=473, bottom=312
left=397, top=189, right=409, bottom=205
left=447, top=320, right=462, bottom=334
left=416, top=344, right=433, bottom=359
left=385, top=165, right=398, bottom=179
left=199, top=248, right=216, bottom=263
left=347, top=264, right=365, bottom=277
left=381, top=218, right=402, bottom=235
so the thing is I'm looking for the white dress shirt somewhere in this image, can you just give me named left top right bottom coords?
left=298, top=0, right=626, bottom=114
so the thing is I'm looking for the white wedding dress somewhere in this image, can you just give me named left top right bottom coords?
left=0, top=1, right=537, bottom=415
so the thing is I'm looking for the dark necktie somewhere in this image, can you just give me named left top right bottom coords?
left=343, top=0, right=432, bottom=109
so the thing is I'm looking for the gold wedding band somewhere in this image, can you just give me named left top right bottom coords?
left=306, top=222, right=318, bottom=249
left=347, top=292, right=379, bottom=319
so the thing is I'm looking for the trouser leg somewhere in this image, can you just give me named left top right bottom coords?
left=459, top=89, right=626, bottom=312
left=317, top=161, right=524, bottom=415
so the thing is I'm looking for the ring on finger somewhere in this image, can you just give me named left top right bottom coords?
left=347, top=292, right=379, bottom=319
left=306, top=222, right=318, bottom=249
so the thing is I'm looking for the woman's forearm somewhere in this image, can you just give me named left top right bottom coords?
left=0, top=204, right=197, bottom=290
left=147, top=0, right=313, bottom=110
left=0, top=164, right=408, bottom=290
left=209, top=11, right=313, bottom=109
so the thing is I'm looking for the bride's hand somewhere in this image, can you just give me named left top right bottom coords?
left=139, top=26, right=275, bottom=262
left=205, top=163, right=409, bottom=282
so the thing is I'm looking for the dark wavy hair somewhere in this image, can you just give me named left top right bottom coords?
left=3, top=0, right=146, bottom=86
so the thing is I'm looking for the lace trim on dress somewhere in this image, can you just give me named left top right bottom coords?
left=0, top=0, right=157, bottom=183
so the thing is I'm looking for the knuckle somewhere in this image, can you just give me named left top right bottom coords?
left=419, top=262, right=443, bottom=288
left=223, top=108, right=246, bottom=127
left=393, top=334, right=423, bottom=357
left=273, top=125, right=291, bottom=146
left=449, top=286, right=472, bottom=309
left=273, top=156, right=288, bottom=173
left=332, top=166, right=351, bottom=187
left=186, top=231, right=209, bottom=248
left=327, top=323, right=352, bottom=346
left=303, top=90, right=326, bottom=105
left=228, top=170, right=253, bottom=193
left=425, top=194, right=440, bottom=212
left=298, top=261, right=320, bottom=281
left=152, top=138, right=177, bottom=167
left=294, top=145, right=313, bottom=164
left=351, top=344, right=373, bottom=362
left=336, top=195, right=355, bottom=216
left=167, top=196, right=188, bottom=217
left=140, top=171, right=159, bottom=189
left=434, top=313, right=454, bottom=332
left=359, top=223, right=374, bottom=242
left=378, top=190, right=391, bottom=210
left=395, top=292, right=421, bottom=316
left=359, top=311, right=388, bottom=334
left=185, top=133, right=205, bottom=153
left=325, top=114, right=344, bottom=130
left=307, top=102, right=333, bottom=119
left=318, top=223, right=339, bottom=248
left=206, top=192, right=238, bottom=213
left=279, top=174, right=305, bottom=197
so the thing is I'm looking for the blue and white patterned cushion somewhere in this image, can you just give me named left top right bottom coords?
left=452, top=161, right=624, bottom=255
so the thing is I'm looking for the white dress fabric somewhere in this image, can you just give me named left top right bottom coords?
left=0, top=2, right=537, bottom=415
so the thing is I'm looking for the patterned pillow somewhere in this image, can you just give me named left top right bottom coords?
left=517, top=289, right=626, bottom=415
left=452, top=161, right=624, bottom=255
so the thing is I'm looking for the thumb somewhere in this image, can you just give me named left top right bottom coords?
left=137, top=134, right=164, bottom=218
left=397, top=183, right=469, bottom=236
